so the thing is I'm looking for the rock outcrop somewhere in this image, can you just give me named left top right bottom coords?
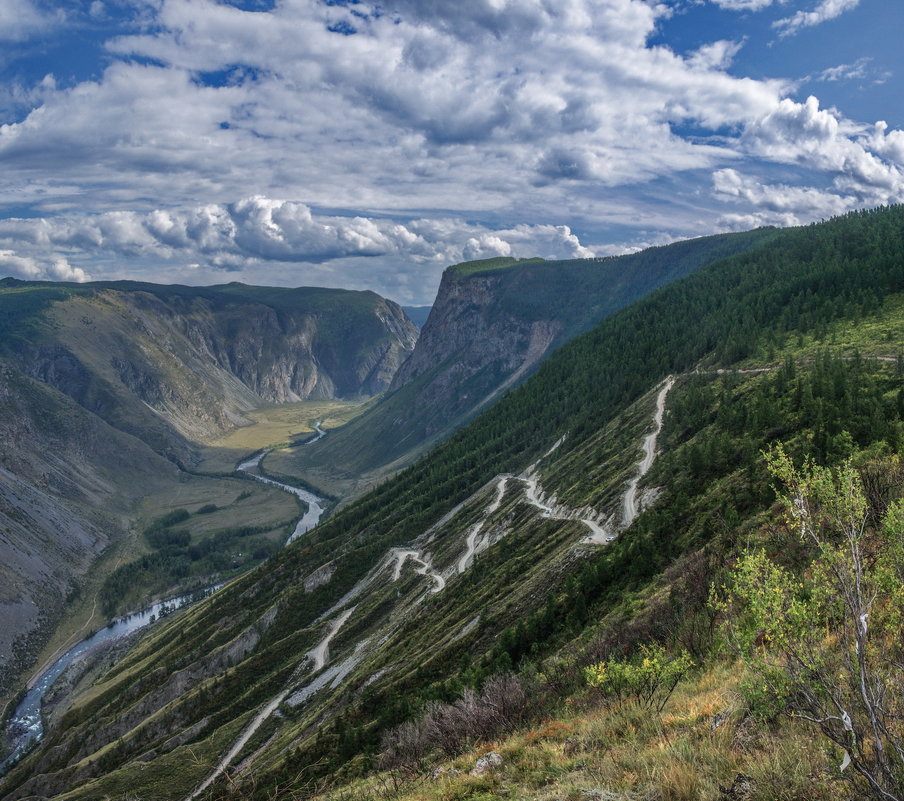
left=6, top=281, right=418, bottom=450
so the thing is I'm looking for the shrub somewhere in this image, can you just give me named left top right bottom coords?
left=380, top=673, right=529, bottom=772
left=717, top=447, right=904, bottom=801
left=584, top=642, right=693, bottom=714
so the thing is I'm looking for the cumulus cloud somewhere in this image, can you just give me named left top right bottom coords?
left=0, top=0, right=785, bottom=211
left=0, top=200, right=597, bottom=299
left=869, top=121, right=904, bottom=165
left=0, top=250, right=89, bottom=282
left=774, top=0, right=860, bottom=36
left=743, top=96, right=904, bottom=202
left=0, top=0, right=897, bottom=299
left=713, top=168, right=854, bottom=224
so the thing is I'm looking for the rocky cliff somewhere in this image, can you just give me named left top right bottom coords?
left=2, top=280, right=418, bottom=455
left=284, top=230, right=779, bottom=483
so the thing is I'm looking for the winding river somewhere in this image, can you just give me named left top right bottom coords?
left=0, top=588, right=218, bottom=774
left=1, top=443, right=329, bottom=776
left=236, top=452, right=325, bottom=544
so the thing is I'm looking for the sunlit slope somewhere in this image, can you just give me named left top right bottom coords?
left=3, top=206, right=903, bottom=800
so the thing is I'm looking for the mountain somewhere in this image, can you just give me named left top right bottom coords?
left=0, top=366, right=182, bottom=708
left=0, top=280, right=418, bottom=719
left=275, top=231, right=778, bottom=491
left=400, top=305, right=431, bottom=328
left=0, top=280, right=418, bottom=457
left=4, top=207, right=901, bottom=800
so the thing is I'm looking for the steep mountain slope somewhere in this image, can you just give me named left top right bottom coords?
left=278, top=230, right=777, bottom=487
left=0, top=365, right=180, bottom=710
left=0, top=280, right=418, bottom=459
left=4, top=206, right=901, bottom=800
left=0, top=280, right=417, bottom=725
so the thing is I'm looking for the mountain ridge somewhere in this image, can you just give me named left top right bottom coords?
left=273, top=227, right=781, bottom=493
left=3, top=207, right=901, bottom=799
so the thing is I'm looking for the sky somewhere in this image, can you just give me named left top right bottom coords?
left=0, top=0, right=902, bottom=304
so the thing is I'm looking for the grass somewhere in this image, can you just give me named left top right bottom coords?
left=136, top=476, right=299, bottom=541
left=197, top=399, right=373, bottom=474
left=745, top=291, right=904, bottom=366
left=55, top=712, right=252, bottom=801
left=311, top=661, right=840, bottom=801
left=90, top=475, right=302, bottom=615
left=447, top=257, right=545, bottom=278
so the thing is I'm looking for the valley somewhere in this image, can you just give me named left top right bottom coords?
left=0, top=281, right=416, bottom=729
left=197, top=399, right=371, bottom=475
left=1, top=207, right=904, bottom=801
left=0, top=441, right=335, bottom=779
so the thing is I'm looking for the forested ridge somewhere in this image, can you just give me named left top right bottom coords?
left=4, top=206, right=904, bottom=801
left=294, top=206, right=904, bottom=575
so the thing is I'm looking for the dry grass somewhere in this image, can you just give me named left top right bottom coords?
left=137, top=475, right=299, bottom=540
left=308, top=661, right=842, bottom=801
left=197, top=399, right=371, bottom=472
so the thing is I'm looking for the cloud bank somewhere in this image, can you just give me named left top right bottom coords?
left=0, top=0, right=900, bottom=301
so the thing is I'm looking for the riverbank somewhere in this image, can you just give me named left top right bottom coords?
left=0, top=458, right=331, bottom=777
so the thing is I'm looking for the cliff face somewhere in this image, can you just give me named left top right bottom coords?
left=389, top=266, right=562, bottom=422
left=7, top=282, right=418, bottom=454
left=287, top=230, right=780, bottom=482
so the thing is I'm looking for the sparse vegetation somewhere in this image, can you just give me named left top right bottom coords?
left=718, top=450, right=904, bottom=800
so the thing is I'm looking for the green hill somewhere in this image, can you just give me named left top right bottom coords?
left=275, top=227, right=780, bottom=494
left=2, top=207, right=904, bottom=801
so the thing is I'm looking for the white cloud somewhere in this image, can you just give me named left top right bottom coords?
left=810, top=58, right=891, bottom=86
left=774, top=0, right=860, bottom=36
left=687, top=40, right=745, bottom=72
left=709, top=0, right=778, bottom=10
left=0, top=0, right=898, bottom=300
left=463, top=235, right=512, bottom=261
left=0, top=250, right=89, bottom=282
left=743, top=96, right=904, bottom=202
left=869, top=121, right=904, bottom=165
left=815, top=58, right=870, bottom=83
left=0, top=0, right=63, bottom=42
left=0, top=201, right=596, bottom=300
left=713, top=168, right=854, bottom=223
left=0, top=0, right=785, bottom=212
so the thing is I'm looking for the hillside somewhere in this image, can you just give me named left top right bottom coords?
left=0, top=280, right=417, bottom=724
left=0, top=280, right=417, bottom=456
left=273, top=229, right=778, bottom=493
left=3, top=206, right=902, bottom=801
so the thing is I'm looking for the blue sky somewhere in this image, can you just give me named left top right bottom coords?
left=0, top=0, right=901, bottom=303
